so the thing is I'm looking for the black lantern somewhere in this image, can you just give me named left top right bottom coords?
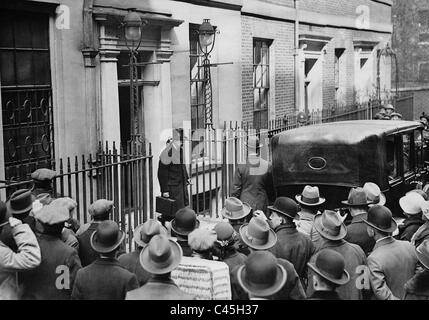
left=124, top=9, right=143, bottom=51
left=198, top=19, right=216, bottom=55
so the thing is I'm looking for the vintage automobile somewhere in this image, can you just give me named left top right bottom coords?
left=271, top=120, right=429, bottom=216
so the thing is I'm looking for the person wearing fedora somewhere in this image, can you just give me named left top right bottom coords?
left=213, top=222, right=247, bottom=274
left=230, top=216, right=306, bottom=300
left=171, top=207, right=200, bottom=257
left=343, top=187, right=376, bottom=256
left=30, top=168, right=57, bottom=198
left=220, top=197, right=252, bottom=255
left=411, top=201, right=429, bottom=248
left=307, top=209, right=366, bottom=300
left=1, top=189, right=37, bottom=253
left=294, top=185, right=325, bottom=242
left=157, top=128, right=190, bottom=211
left=0, top=200, right=41, bottom=300
left=188, top=228, right=217, bottom=260
left=118, top=219, right=167, bottom=286
left=237, top=251, right=287, bottom=300
left=404, top=239, right=429, bottom=300
left=267, top=197, right=315, bottom=287
left=126, top=234, right=194, bottom=300
left=72, top=220, right=138, bottom=300
left=20, top=202, right=82, bottom=300
left=231, top=135, right=275, bottom=214
left=76, top=199, right=117, bottom=267
left=397, top=192, right=426, bottom=242
left=364, top=205, right=417, bottom=300
left=307, top=249, right=350, bottom=300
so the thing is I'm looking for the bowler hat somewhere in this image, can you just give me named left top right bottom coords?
left=31, top=168, right=56, bottom=182
left=0, top=201, right=8, bottom=227
left=6, top=189, right=36, bottom=216
left=313, top=210, right=347, bottom=240
left=239, top=216, right=277, bottom=250
left=90, top=220, right=125, bottom=253
left=221, top=197, right=251, bottom=220
left=295, top=185, right=325, bottom=206
left=88, top=199, right=114, bottom=218
left=268, top=197, right=299, bottom=219
left=390, top=112, right=402, bottom=119
left=400, top=192, right=425, bottom=215
left=133, top=219, right=167, bottom=248
left=171, top=207, right=200, bottom=237
left=237, top=251, right=287, bottom=297
left=308, top=249, right=350, bottom=286
left=363, top=182, right=386, bottom=206
left=416, top=239, right=429, bottom=270
left=140, top=234, right=183, bottom=274
left=385, top=104, right=394, bottom=110
left=341, top=187, right=373, bottom=206
left=363, top=205, right=397, bottom=233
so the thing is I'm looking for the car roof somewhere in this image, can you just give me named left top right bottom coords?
left=275, top=120, right=423, bottom=144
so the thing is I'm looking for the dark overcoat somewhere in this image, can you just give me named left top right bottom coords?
left=118, top=249, right=151, bottom=286
left=397, top=215, right=424, bottom=242
left=345, top=214, right=376, bottom=256
left=403, top=270, right=429, bottom=300
left=125, top=277, right=195, bottom=300
left=76, top=222, right=99, bottom=267
left=20, top=232, right=82, bottom=300
left=71, top=257, right=138, bottom=300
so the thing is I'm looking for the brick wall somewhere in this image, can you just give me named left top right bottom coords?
left=241, top=15, right=295, bottom=125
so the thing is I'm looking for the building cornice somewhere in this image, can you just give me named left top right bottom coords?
left=172, top=0, right=242, bottom=11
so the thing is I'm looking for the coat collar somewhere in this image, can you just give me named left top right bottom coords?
left=350, top=213, right=367, bottom=224
left=275, top=224, right=298, bottom=234
left=94, top=257, right=121, bottom=266
left=298, top=211, right=316, bottom=221
left=373, top=236, right=395, bottom=251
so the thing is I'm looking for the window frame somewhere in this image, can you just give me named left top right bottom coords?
left=253, top=38, right=271, bottom=130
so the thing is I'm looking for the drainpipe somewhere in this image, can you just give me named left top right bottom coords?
left=294, top=0, right=300, bottom=112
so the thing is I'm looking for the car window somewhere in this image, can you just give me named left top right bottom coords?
left=403, top=133, right=412, bottom=174
left=386, top=135, right=399, bottom=180
left=415, top=130, right=423, bottom=169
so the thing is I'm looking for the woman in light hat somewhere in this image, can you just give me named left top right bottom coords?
left=397, top=192, right=426, bottom=242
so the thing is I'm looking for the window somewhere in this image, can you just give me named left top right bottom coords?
left=418, top=9, right=429, bottom=28
left=403, top=133, right=412, bottom=174
left=419, top=62, right=429, bottom=82
left=253, top=39, right=270, bottom=130
left=414, top=130, right=423, bottom=169
left=334, top=48, right=345, bottom=106
left=386, top=136, right=399, bottom=181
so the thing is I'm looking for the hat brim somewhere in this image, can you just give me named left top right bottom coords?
left=170, top=218, right=200, bottom=237
left=90, top=229, right=125, bottom=253
left=140, top=238, right=183, bottom=274
left=368, top=193, right=386, bottom=207
left=133, top=223, right=168, bottom=248
left=416, top=247, right=429, bottom=270
left=307, top=262, right=350, bottom=286
left=221, top=203, right=252, bottom=220
left=267, top=206, right=297, bottom=219
left=0, top=220, right=9, bottom=228
left=237, top=263, right=287, bottom=297
left=313, top=214, right=347, bottom=241
left=341, top=199, right=374, bottom=206
left=6, top=194, right=36, bottom=216
left=295, top=195, right=325, bottom=206
left=239, top=224, right=277, bottom=250
left=363, top=218, right=398, bottom=234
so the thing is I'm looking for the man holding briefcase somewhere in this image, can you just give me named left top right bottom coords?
left=157, top=129, right=190, bottom=224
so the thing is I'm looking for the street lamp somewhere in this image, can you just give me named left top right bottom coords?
left=123, top=9, right=145, bottom=142
left=197, top=19, right=217, bottom=128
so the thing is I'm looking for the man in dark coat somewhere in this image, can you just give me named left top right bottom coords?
left=21, top=202, right=82, bottom=300
left=157, top=129, right=189, bottom=210
left=126, top=234, right=194, bottom=300
left=343, top=186, right=376, bottom=255
left=118, top=219, right=166, bottom=286
left=307, top=210, right=367, bottom=300
left=230, top=216, right=306, bottom=300
left=76, top=199, right=114, bottom=266
left=1, top=189, right=36, bottom=251
left=404, top=239, right=429, bottom=300
left=30, top=168, right=57, bottom=198
left=397, top=192, right=425, bottom=242
left=231, top=136, right=275, bottom=213
left=267, top=197, right=315, bottom=287
left=71, top=220, right=138, bottom=300
left=307, top=249, right=350, bottom=300
left=170, top=207, right=199, bottom=257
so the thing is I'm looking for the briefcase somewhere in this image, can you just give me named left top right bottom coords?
left=156, top=196, right=178, bottom=218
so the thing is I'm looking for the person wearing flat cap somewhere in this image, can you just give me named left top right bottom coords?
left=126, top=234, right=194, bottom=300
left=267, top=197, right=315, bottom=288
left=31, top=168, right=57, bottom=198
left=76, top=199, right=115, bottom=266
left=307, top=209, right=366, bottom=300
left=307, top=249, right=350, bottom=300
left=71, top=220, right=138, bottom=300
left=229, top=216, right=306, bottom=300
left=343, top=186, right=377, bottom=256
left=0, top=200, right=41, bottom=300
left=170, top=207, right=200, bottom=257
left=364, top=205, right=417, bottom=300
left=0, top=189, right=37, bottom=252
left=118, top=219, right=167, bottom=286
left=20, top=202, right=82, bottom=300
left=188, top=228, right=217, bottom=260
left=237, top=251, right=287, bottom=300
left=397, top=192, right=426, bottom=242
left=404, top=239, right=429, bottom=300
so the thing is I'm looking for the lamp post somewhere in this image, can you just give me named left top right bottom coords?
left=123, top=9, right=145, bottom=142
left=197, top=19, right=216, bottom=128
